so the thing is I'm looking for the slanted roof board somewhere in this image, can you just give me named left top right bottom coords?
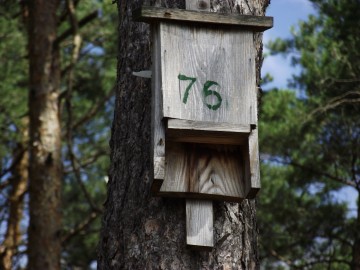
left=133, top=6, right=273, bottom=31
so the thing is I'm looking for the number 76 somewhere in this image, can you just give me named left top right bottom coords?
left=178, top=74, right=223, bottom=111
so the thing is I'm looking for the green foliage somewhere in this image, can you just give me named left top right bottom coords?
left=0, top=1, right=117, bottom=269
left=259, top=0, right=359, bottom=268
left=0, top=3, right=27, bottom=164
left=59, top=1, right=117, bottom=268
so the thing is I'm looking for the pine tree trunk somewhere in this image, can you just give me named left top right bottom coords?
left=352, top=195, right=360, bottom=270
left=27, top=1, right=62, bottom=269
left=0, top=137, right=28, bottom=270
left=98, top=0, right=269, bottom=269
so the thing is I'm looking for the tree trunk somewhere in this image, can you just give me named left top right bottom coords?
left=352, top=193, right=360, bottom=270
left=27, top=1, right=62, bottom=269
left=98, top=0, right=269, bottom=269
left=0, top=139, right=28, bottom=270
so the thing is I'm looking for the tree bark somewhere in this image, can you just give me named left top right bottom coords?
left=98, top=0, right=269, bottom=269
left=0, top=140, right=28, bottom=270
left=352, top=193, right=360, bottom=270
left=27, top=1, right=62, bottom=269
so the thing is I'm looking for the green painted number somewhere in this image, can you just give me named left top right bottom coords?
left=203, top=80, right=222, bottom=111
left=178, top=74, right=197, bottom=104
left=178, top=73, right=223, bottom=111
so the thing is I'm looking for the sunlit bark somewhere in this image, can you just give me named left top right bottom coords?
left=27, top=1, right=62, bottom=269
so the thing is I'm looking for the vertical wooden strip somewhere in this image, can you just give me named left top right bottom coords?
left=186, top=200, right=213, bottom=249
left=245, top=128, right=260, bottom=199
left=151, top=24, right=166, bottom=193
left=185, top=0, right=214, bottom=249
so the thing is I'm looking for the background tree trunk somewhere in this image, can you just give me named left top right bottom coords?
left=98, top=0, right=269, bottom=268
left=352, top=199, right=360, bottom=270
left=27, top=1, right=62, bottom=269
left=0, top=138, right=28, bottom=270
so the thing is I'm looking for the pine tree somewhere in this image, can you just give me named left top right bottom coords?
left=259, top=0, right=360, bottom=269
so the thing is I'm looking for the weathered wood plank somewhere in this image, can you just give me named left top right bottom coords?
left=133, top=6, right=273, bottom=31
left=245, top=128, right=260, bottom=199
left=160, top=142, right=246, bottom=202
left=168, top=119, right=251, bottom=133
left=184, top=0, right=214, bottom=250
left=186, top=199, right=213, bottom=249
left=151, top=24, right=165, bottom=194
left=153, top=156, right=165, bottom=179
left=167, top=118, right=251, bottom=145
left=160, top=23, right=257, bottom=125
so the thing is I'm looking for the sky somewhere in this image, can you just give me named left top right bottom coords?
left=262, top=0, right=316, bottom=89
left=262, top=0, right=357, bottom=215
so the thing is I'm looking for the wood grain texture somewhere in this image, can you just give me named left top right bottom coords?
left=151, top=24, right=165, bottom=193
left=186, top=199, right=213, bottom=249
left=167, top=118, right=251, bottom=145
left=134, top=6, right=273, bottom=31
left=186, top=0, right=210, bottom=11
left=160, top=23, right=257, bottom=125
left=153, top=156, right=165, bottom=179
left=160, top=142, right=246, bottom=202
left=245, top=128, right=260, bottom=199
left=184, top=0, right=214, bottom=251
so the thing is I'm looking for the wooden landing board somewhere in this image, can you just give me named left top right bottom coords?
left=186, top=199, right=213, bottom=249
left=160, top=142, right=246, bottom=202
left=167, top=118, right=251, bottom=145
left=133, top=6, right=273, bottom=31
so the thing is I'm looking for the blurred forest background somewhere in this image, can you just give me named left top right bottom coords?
left=0, top=0, right=358, bottom=269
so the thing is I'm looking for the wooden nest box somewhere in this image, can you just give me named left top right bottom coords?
left=134, top=6, right=273, bottom=203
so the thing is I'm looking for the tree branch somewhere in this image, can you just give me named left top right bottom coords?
left=55, top=10, right=98, bottom=46
left=63, top=149, right=108, bottom=174
left=64, top=0, right=102, bottom=214
left=290, top=160, right=357, bottom=188
left=267, top=157, right=357, bottom=188
left=62, top=211, right=99, bottom=245
left=0, top=147, right=26, bottom=180
left=294, top=258, right=351, bottom=269
left=304, top=90, right=360, bottom=124
left=268, top=249, right=294, bottom=268
left=72, top=86, right=115, bottom=131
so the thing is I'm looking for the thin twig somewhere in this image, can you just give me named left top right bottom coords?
left=0, top=148, right=26, bottom=179
left=64, top=0, right=102, bottom=214
left=63, top=149, right=108, bottom=174
left=62, top=211, right=99, bottom=245
left=72, top=86, right=115, bottom=131
left=56, top=10, right=98, bottom=46
left=267, top=157, right=356, bottom=188
left=303, top=90, right=360, bottom=125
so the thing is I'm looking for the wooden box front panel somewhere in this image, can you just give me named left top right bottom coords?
left=160, top=22, right=257, bottom=125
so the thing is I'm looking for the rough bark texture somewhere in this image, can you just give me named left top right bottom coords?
left=27, top=1, right=62, bottom=269
left=0, top=141, right=28, bottom=270
left=98, top=0, right=269, bottom=269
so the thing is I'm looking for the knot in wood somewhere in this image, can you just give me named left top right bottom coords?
left=197, top=0, right=208, bottom=10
